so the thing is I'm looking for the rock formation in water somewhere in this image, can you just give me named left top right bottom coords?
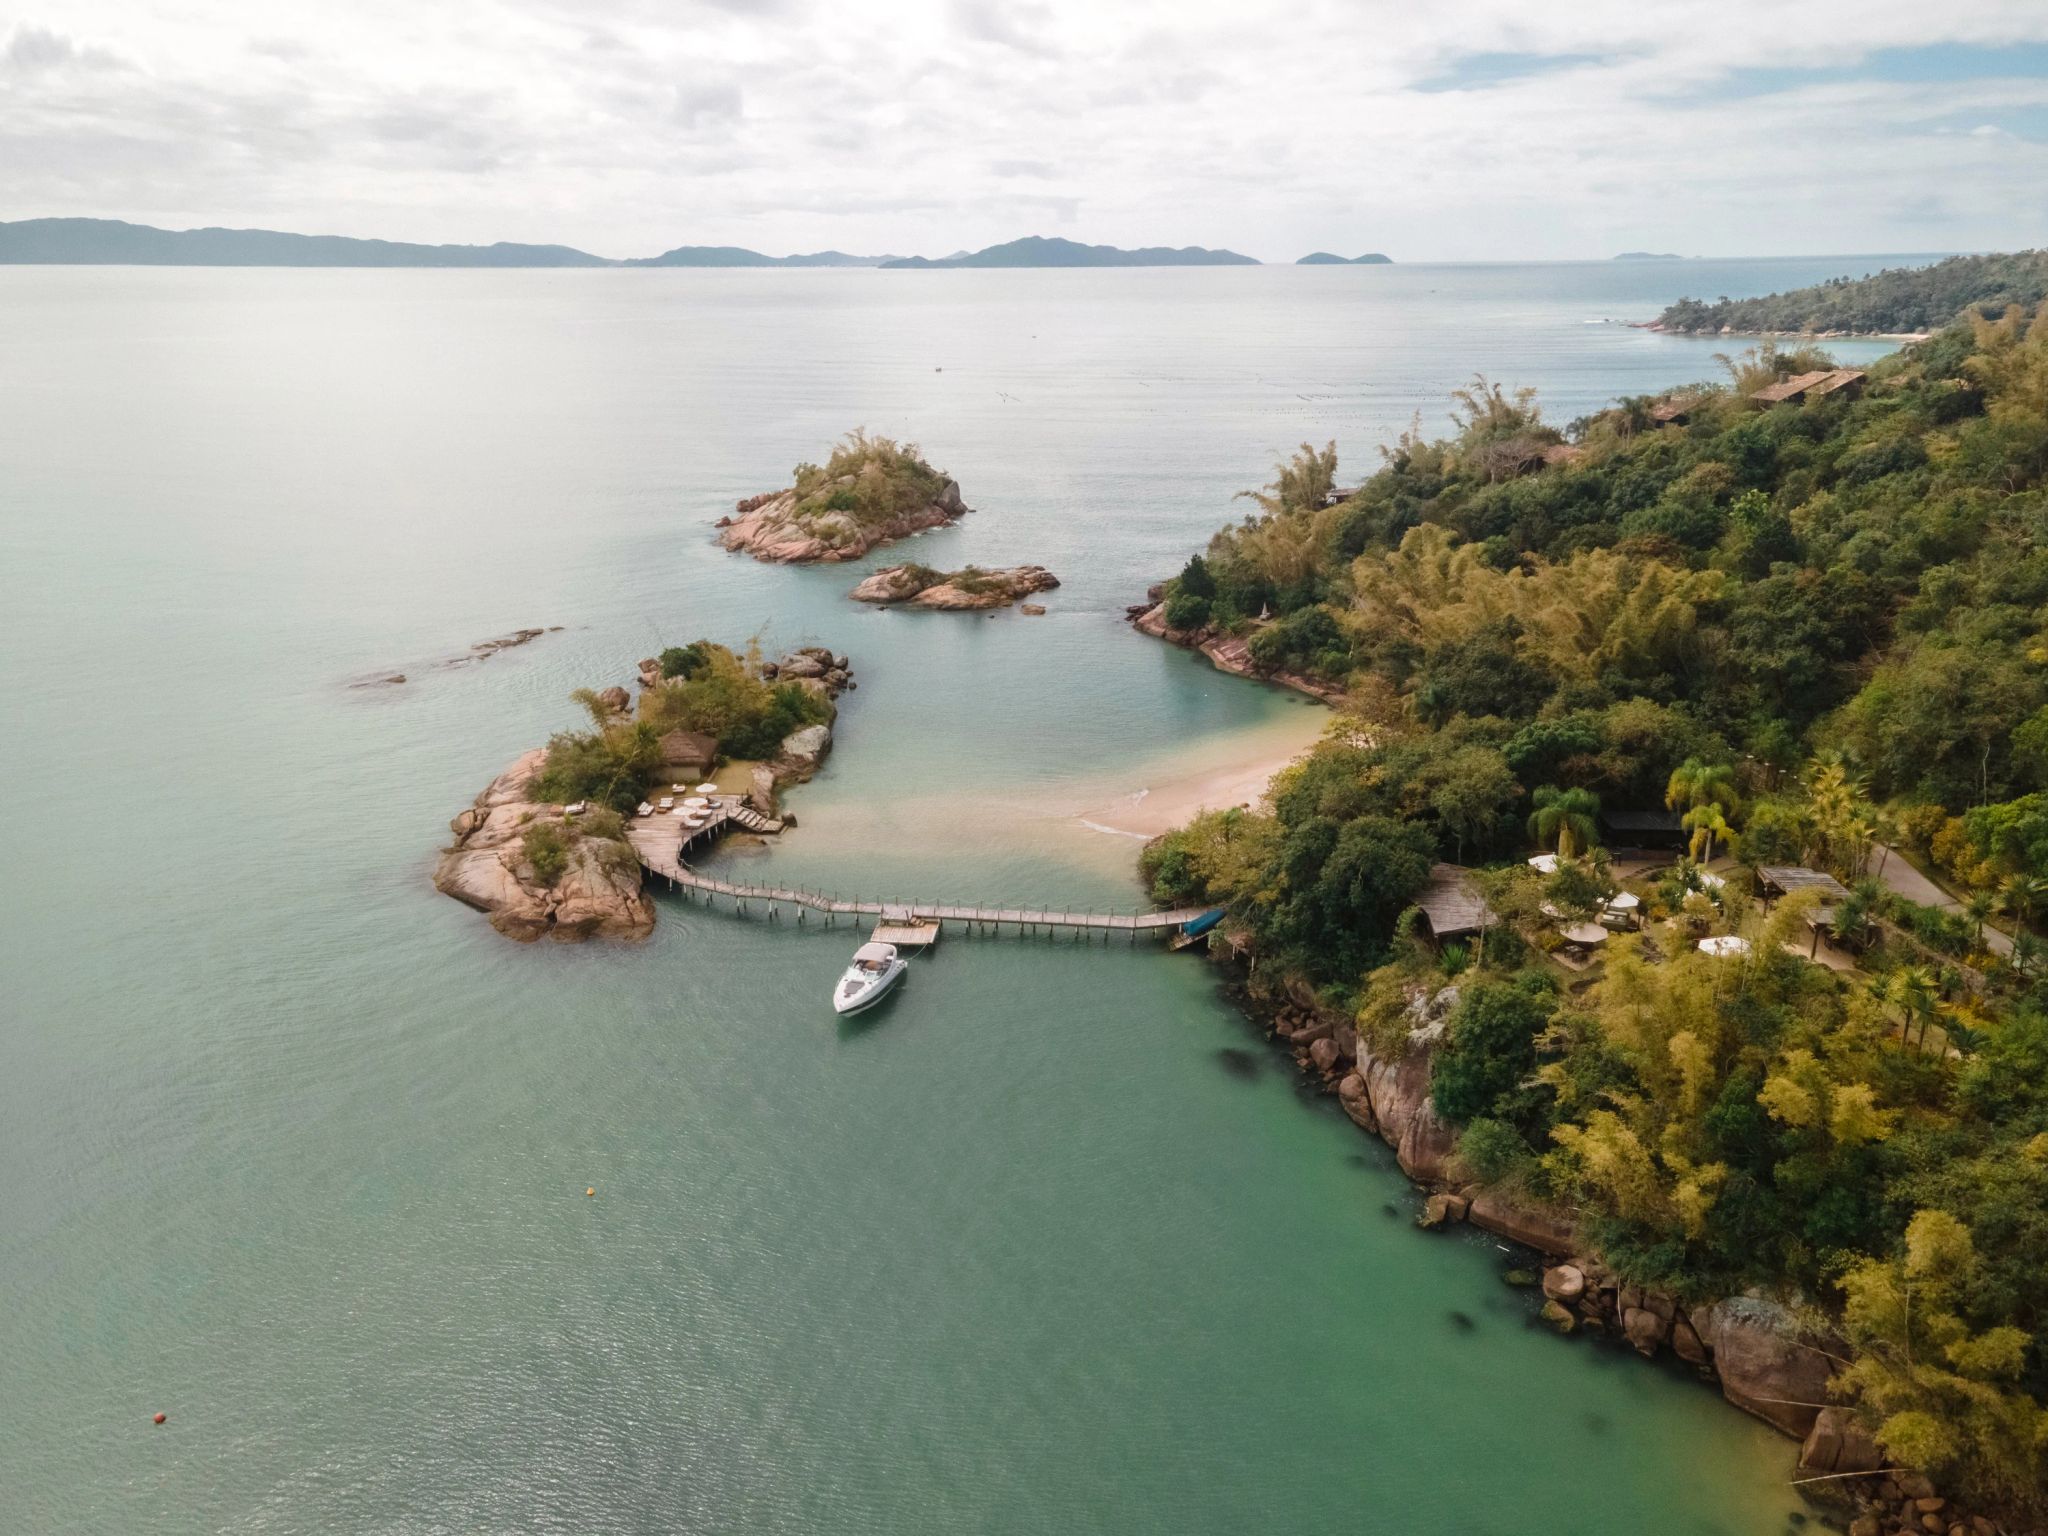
left=433, top=749, right=654, bottom=942
left=849, top=563, right=1059, bottom=610
left=717, top=463, right=969, bottom=563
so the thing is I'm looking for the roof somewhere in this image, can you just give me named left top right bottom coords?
left=1600, top=809, right=1685, bottom=833
left=1751, top=367, right=1866, bottom=405
left=658, top=728, right=718, bottom=764
left=1541, top=443, right=1583, bottom=467
left=1648, top=397, right=1695, bottom=423
left=1805, top=367, right=1867, bottom=398
left=1757, top=865, right=1852, bottom=900
left=1415, top=863, right=1493, bottom=938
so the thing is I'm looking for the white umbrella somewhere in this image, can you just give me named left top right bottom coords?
left=682, top=796, right=709, bottom=808
left=1561, top=922, right=1608, bottom=946
left=1698, top=935, right=1750, bottom=957
left=1528, top=853, right=1559, bottom=874
left=1605, top=891, right=1641, bottom=912
left=694, top=782, right=719, bottom=794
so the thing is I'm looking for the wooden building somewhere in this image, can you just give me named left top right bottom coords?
left=1750, top=368, right=1866, bottom=406
left=1414, top=863, right=1494, bottom=946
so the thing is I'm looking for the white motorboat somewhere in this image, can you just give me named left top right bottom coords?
left=832, top=941, right=907, bottom=1016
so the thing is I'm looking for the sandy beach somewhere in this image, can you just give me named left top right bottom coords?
left=1075, top=710, right=1326, bottom=839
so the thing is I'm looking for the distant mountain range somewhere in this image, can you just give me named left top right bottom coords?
left=0, top=218, right=611, bottom=268
left=880, top=236, right=1258, bottom=268
left=1296, top=252, right=1393, bottom=265
left=1614, top=251, right=1685, bottom=261
left=0, top=218, right=1344, bottom=271
left=0, top=219, right=902, bottom=268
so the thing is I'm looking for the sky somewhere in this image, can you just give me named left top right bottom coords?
left=3, top=0, right=2048, bottom=261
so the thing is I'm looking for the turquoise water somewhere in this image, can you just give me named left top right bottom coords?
left=0, top=260, right=1900, bottom=1533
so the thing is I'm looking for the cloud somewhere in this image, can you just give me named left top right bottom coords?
left=949, top=0, right=1059, bottom=57
left=2, top=0, right=2046, bottom=260
left=6, top=22, right=125, bottom=72
left=672, top=79, right=743, bottom=127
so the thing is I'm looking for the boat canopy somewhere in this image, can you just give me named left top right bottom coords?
left=853, top=942, right=897, bottom=964
left=1182, top=908, right=1226, bottom=938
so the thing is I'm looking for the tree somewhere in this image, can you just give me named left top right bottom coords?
left=1427, top=745, right=1520, bottom=863
left=1834, top=1210, right=2048, bottom=1513
left=1530, top=785, right=1600, bottom=858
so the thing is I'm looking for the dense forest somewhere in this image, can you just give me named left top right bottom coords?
left=1656, top=249, right=2048, bottom=335
left=1143, top=299, right=2048, bottom=1511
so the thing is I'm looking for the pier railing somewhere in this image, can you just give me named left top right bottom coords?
left=626, top=817, right=1203, bottom=940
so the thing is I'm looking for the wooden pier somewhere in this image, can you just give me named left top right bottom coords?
left=626, top=814, right=1207, bottom=942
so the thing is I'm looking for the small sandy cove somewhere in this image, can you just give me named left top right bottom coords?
left=1076, top=708, right=1327, bottom=840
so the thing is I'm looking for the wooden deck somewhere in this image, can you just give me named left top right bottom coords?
left=626, top=812, right=1205, bottom=940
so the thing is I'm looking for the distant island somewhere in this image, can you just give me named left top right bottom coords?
left=1297, top=252, right=1393, bottom=265
left=1613, top=251, right=1684, bottom=261
left=1652, top=249, right=2042, bottom=336
left=881, top=236, right=1257, bottom=269
left=0, top=217, right=612, bottom=268
left=624, top=245, right=900, bottom=268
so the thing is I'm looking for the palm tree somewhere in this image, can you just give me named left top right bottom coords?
left=1530, top=785, right=1600, bottom=859
left=1666, top=758, right=1742, bottom=863
left=1965, top=890, right=1995, bottom=950
left=1873, top=966, right=1941, bottom=1055
left=1682, top=803, right=1738, bottom=864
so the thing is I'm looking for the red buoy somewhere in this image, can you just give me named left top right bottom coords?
left=153, top=1412, right=167, bottom=1425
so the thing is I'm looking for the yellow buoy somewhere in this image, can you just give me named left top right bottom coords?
left=586, top=1188, right=595, bottom=1197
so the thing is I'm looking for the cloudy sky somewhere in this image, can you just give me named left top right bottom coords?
left=4, top=0, right=2047, bottom=261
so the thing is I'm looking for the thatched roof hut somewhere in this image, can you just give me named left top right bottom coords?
left=1415, top=863, right=1493, bottom=942
left=659, top=729, right=718, bottom=770
left=1751, top=368, right=1866, bottom=406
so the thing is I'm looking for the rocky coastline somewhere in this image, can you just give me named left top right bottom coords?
left=1126, top=589, right=1347, bottom=705
left=1224, top=949, right=1999, bottom=1534
left=717, top=478, right=969, bottom=563
left=850, top=562, right=1059, bottom=610
left=434, top=647, right=853, bottom=942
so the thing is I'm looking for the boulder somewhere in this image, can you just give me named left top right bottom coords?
left=1308, top=1037, right=1341, bottom=1074
left=1360, top=1028, right=1452, bottom=1179
left=1020, top=603, right=1047, bottom=615
left=432, top=749, right=653, bottom=943
left=779, top=653, right=827, bottom=679
left=1690, top=1297, right=1837, bottom=1437
left=596, top=685, right=630, bottom=715
left=1799, top=1408, right=1882, bottom=1478
left=778, top=723, right=833, bottom=773
left=1542, top=1265, right=1586, bottom=1303
left=1622, top=1305, right=1670, bottom=1355
left=1418, top=1193, right=1470, bottom=1229
left=748, top=764, right=779, bottom=817
left=1540, top=1300, right=1577, bottom=1334
left=1466, top=1190, right=1577, bottom=1256
left=1670, top=1312, right=1709, bottom=1366
left=1336, top=1072, right=1376, bottom=1132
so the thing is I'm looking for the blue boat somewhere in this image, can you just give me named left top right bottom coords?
left=1180, top=908, right=1226, bottom=939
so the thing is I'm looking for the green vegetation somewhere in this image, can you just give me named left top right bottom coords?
left=533, top=641, right=831, bottom=810
left=521, top=821, right=570, bottom=884
left=786, top=430, right=952, bottom=549
left=1657, top=250, right=2048, bottom=336
left=1143, top=301, right=2048, bottom=1512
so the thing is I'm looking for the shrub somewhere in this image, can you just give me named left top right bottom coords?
left=1162, top=590, right=1211, bottom=630
left=522, top=822, right=570, bottom=885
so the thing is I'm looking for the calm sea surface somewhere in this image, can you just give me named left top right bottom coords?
left=0, top=260, right=1905, bottom=1534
